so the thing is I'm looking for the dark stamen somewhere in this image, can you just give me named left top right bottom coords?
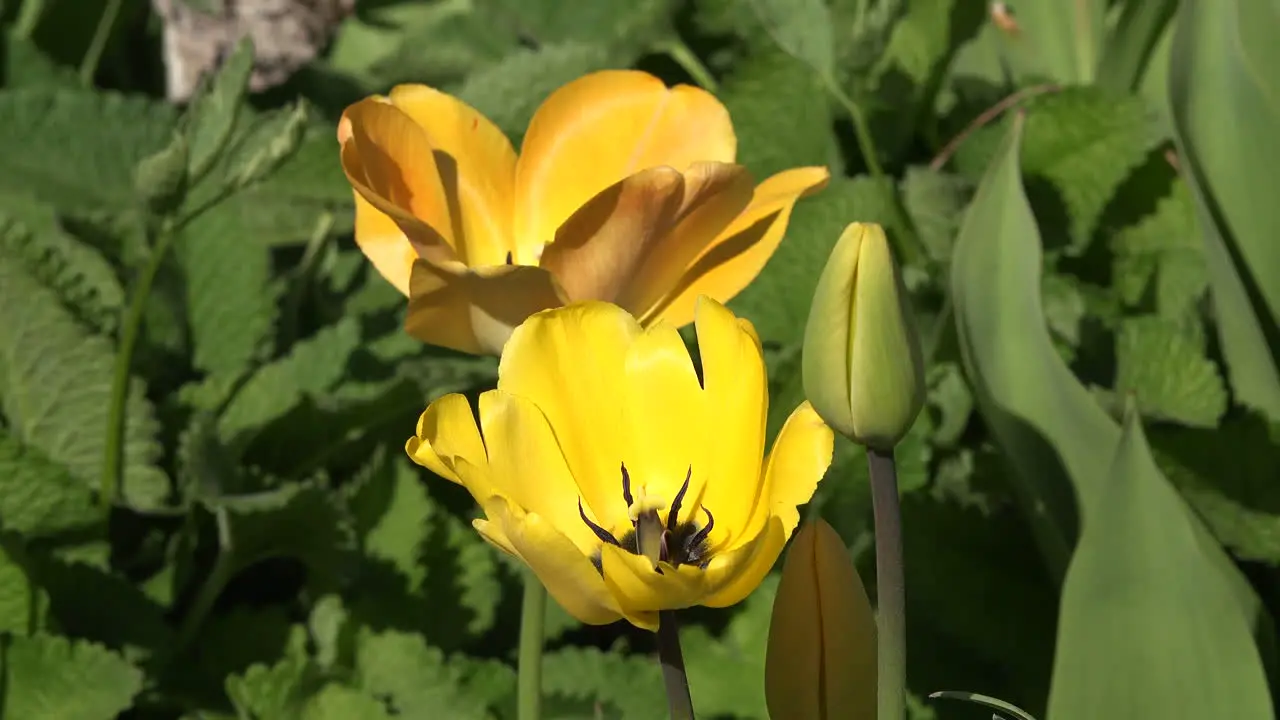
left=505, top=251, right=514, bottom=265
left=688, top=507, right=715, bottom=550
left=620, top=462, right=634, bottom=508
left=667, top=467, right=692, bottom=533
left=579, top=499, right=622, bottom=547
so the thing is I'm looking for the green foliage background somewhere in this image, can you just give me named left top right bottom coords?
left=0, top=0, right=1276, bottom=718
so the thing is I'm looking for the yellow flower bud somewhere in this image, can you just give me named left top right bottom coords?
left=802, top=222, right=925, bottom=450
left=766, top=519, right=876, bottom=720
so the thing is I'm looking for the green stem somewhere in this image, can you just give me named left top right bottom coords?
left=867, top=447, right=906, bottom=720
left=175, top=508, right=237, bottom=650
left=79, top=0, right=123, bottom=86
left=12, top=0, right=48, bottom=39
left=100, top=222, right=177, bottom=509
left=661, top=37, right=718, bottom=92
left=656, top=610, right=695, bottom=720
left=280, top=211, right=335, bottom=348
left=824, top=78, right=885, bottom=179
left=517, top=572, right=547, bottom=720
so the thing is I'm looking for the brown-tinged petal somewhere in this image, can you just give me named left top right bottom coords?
left=514, top=70, right=736, bottom=254
left=386, top=85, right=519, bottom=267
left=640, top=166, right=831, bottom=327
left=405, top=259, right=568, bottom=356
left=537, top=166, right=685, bottom=304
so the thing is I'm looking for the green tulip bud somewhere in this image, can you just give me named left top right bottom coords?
left=766, top=518, right=877, bottom=720
left=802, top=222, right=925, bottom=450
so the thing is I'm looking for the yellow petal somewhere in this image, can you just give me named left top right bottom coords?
left=621, top=322, right=708, bottom=521
left=514, top=70, right=736, bottom=253
left=483, top=495, right=624, bottom=626
left=387, top=85, right=518, bottom=267
left=641, top=167, right=831, bottom=327
left=688, top=296, right=769, bottom=550
left=702, top=516, right=787, bottom=608
left=600, top=543, right=707, bottom=614
left=765, top=519, right=876, bottom=720
left=351, top=191, right=416, bottom=295
left=405, top=259, right=568, bottom=356
left=339, top=99, right=458, bottom=267
left=497, top=301, right=642, bottom=533
left=405, top=393, right=488, bottom=487
left=476, top=390, right=600, bottom=554
left=745, top=401, right=835, bottom=542
left=538, top=166, right=686, bottom=303
left=615, top=163, right=755, bottom=320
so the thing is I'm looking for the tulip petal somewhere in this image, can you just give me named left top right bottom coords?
left=514, top=70, right=736, bottom=253
left=701, top=516, right=788, bottom=608
left=406, top=393, right=488, bottom=486
left=497, top=301, right=642, bottom=532
left=642, top=167, right=831, bottom=327
left=483, top=494, right=624, bottom=626
left=405, top=259, right=568, bottom=356
left=538, top=166, right=686, bottom=303
left=477, top=390, right=600, bottom=554
left=615, top=162, right=755, bottom=318
left=351, top=192, right=417, bottom=295
left=599, top=544, right=707, bottom=613
left=689, top=296, right=769, bottom=550
left=747, top=401, right=835, bottom=543
left=801, top=223, right=863, bottom=439
left=339, top=99, right=458, bottom=267
left=386, top=85, right=518, bottom=267
left=621, top=322, right=708, bottom=520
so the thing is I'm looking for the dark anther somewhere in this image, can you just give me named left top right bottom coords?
left=667, top=467, right=692, bottom=533
left=620, top=462, right=634, bottom=507
left=688, top=507, right=715, bottom=550
left=505, top=251, right=514, bottom=265
left=579, top=499, right=622, bottom=547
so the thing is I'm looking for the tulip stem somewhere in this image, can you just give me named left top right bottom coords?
left=517, top=572, right=547, bottom=720
left=867, top=447, right=907, bottom=720
left=660, top=38, right=718, bottom=93
left=656, top=610, right=695, bottom=720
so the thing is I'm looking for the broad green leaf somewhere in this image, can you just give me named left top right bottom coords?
left=0, top=87, right=176, bottom=213
left=186, top=36, right=255, bottom=179
left=134, top=131, right=189, bottom=215
left=948, top=114, right=1274, bottom=657
left=1115, top=316, right=1227, bottom=427
left=226, top=626, right=314, bottom=718
left=0, top=240, right=169, bottom=508
left=747, top=0, right=834, bottom=80
left=487, top=0, right=674, bottom=50
left=1095, top=0, right=1178, bottom=94
left=968, top=0, right=1106, bottom=84
left=354, top=627, right=494, bottom=718
left=1169, top=0, right=1280, bottom=421
left=0, top=535, right=45, bottom=634
left=301, top=685, right=394, bottom=720
left=1109, top=179, right=1206, bottom=317
left=0, top=431, right=100, bottom=539
left=900, top=166, right=973, bottom=262
left=1045, top=405, right=1272, bottom=719
left=543, top=646, right=665, bottom=720
left=1, top=634, right=144, bottom=720
left=2, top=36, right=78, bottom=88
left=34, top=557, right=173, bottom=659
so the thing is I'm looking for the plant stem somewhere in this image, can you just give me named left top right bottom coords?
left=824, top=79, right=885, bottom=180
left=12, top=0, right=47, bottom=39
left=656, top=610, right=695, bottom=720
left=661, top=38, right=718, bottom=92
left=517, top=572, right=547, bottom=720
left=867, top=447, right=906, bottom=720
left=175, top=508, right=236, bottom=650
left=100, top=222, right=177, bottom=509
left=928, top=84, right=1060, bottom=171
left=80, top=0, right=123, bottom=86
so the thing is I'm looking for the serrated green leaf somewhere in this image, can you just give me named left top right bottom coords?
left=0, top=87, right=177, bottom=213
left=900, top=166, right=972, bottom=262
left=186, top=36, right=255, bottom=180
left=228, top=102, right=310, bottom=190
left=1110, top=179, right=1206, bottom=316
left=954, top=88, right=1158, bottom=251
left=2, top=36, right=79, bottom=89
left=0, top=240, right=169, bottom=508
left=1046, top=406, right=1272, bottom=719
left=2, top=634, right=145, bottom=720
left=361, top=4, right=517, bottom=89
left=208, top=482, right=354, bottom=585
left=303, top=685, right=394, bottom=720
left=34, top=557, right=173, bottom=659
left=0, top=431, right=100, bottom=539
left=682, top=575, right=778, bottom=718
left=731, top=175, right=898, bottom=347
left=926, top=362, right=973, bottom=447
left=354, top=627, right=494, bottom=718
left=543, top=646, right=665, bottom=720
left=134, top=131, right=190, bottom=215
left=226, top=625, right=314, bottom=718
left=747, top=0, right=834, bottom=80
left=0, top=535, right=45, bottom=635
left=1115, top=315, right=1227, bottom=427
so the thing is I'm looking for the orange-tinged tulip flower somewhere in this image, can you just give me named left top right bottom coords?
left=405, top=297, right=835, bottom=630
left=338, top=71, right=830, bottom=355
left=766, top=518, right=876, bottom=720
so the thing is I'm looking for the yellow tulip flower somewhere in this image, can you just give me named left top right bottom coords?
left=405, top=296, right=835, bottom=630
left=337, top=70, right=829, bottom=355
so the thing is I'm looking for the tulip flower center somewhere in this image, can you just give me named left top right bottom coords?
left=578, top=463, right=715, bottom=574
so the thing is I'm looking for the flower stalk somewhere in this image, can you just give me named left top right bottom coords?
left=657, top=610, right=695, bottom=720
left=517, top=572, right=547, bottom=720
left=867, top=447, right=906, bottom=720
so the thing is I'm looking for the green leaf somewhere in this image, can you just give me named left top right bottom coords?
left=731, top=175, right=898, bottom=347
left=186, top=36, right=255, bottom=180
left=956, top=0, right=1105, bottom=85
left=543, top=646, right=665, bottom=720
left=747, top=0, right=834, bottom=80
left=2, top=36, right=79, bottom=89
left=1115, top=316, right=1227, bottom=427
left=900, top=166, right=973, bottom=262
left=1045, top=405, right=1272, bottom=719
left=301, top=685, right=394, bottom=720
left=354, top=627, right=495, bottom=718
left=0, top=535, right=46, bottom=635
left=226, top=625, right=315, bottom=718
left=0, top=239, right=168, bottom=508
left=1109, top=179, right=1206, bottom=317
left=134, top=131, right=190, bottom=215
left=0, top=431, right=99, bottom=540
left=488, top=0, right=673, bottom=50
left=682, top=575, right=779, bottom=718
left=954, top=88, right=1158, bottom=251
left=227, top=102, right=310, bottom=190
left=1169, top=0, right=1280, bottom=421
left=0, top=87, right=177, bottom=213
left=456, top=42, right=616, bottom=142
left=1, top=634, right=145, bottom=720
left=177, top=199, right=275, bottom=378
